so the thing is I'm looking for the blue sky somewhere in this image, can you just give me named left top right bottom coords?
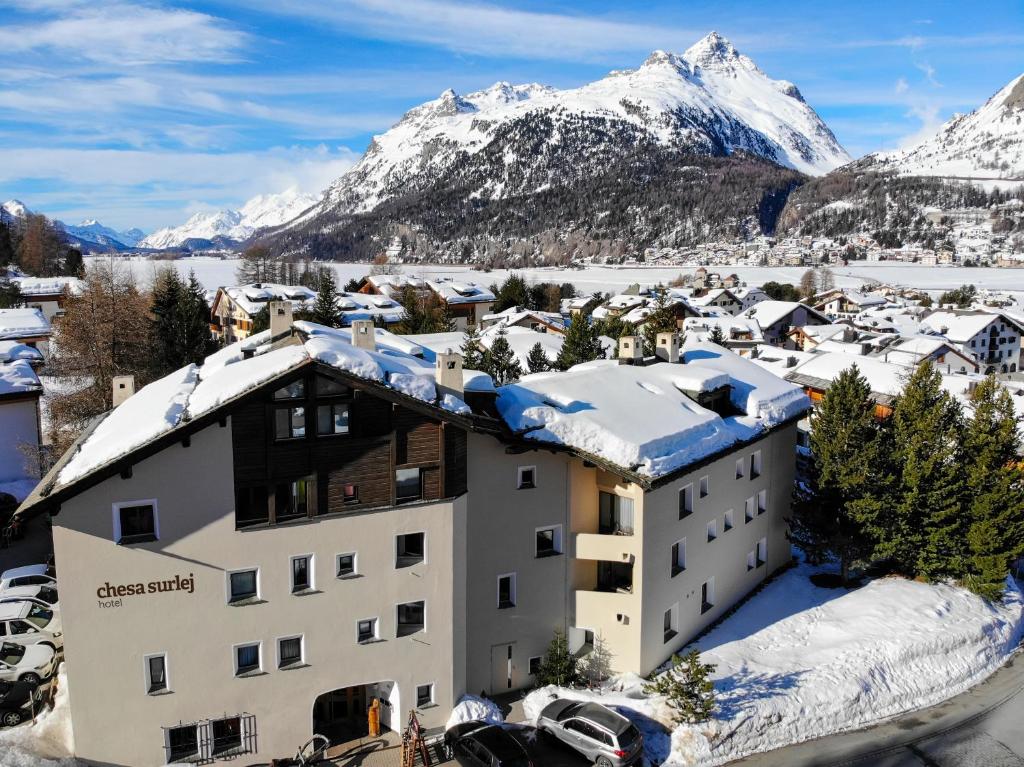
left=1, top=0, right=1022, bottom=232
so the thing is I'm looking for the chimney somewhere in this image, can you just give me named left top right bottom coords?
left=269, top=301, right=293, bottom=340
left=655, top=332, right=680, bottom=363
left=351, top=319, right=377, bottom=351
left=435, top=348, right=464, bottom=399
left=112, top=375, right=135, bottom=407
left=618, top=335, right=642, bottom=364
left=785, top=356, right=797, bottom=368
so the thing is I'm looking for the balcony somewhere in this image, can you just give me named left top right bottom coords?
left=575, top=533, right=637, bottom=564
left=575, top=588, right=637, bottom=631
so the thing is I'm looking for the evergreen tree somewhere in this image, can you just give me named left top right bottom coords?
left=251, top=305, right=269, bottom=334
left=0, top=223, right=15, bottom=267
left=64, top=247, right=84, bottom=278
left=643, top=650, right=716, bottom=725
left=535, top=630, right=580, bottom=688
left=436, top=297, right=456, bottom=332
left=708, top=325, right=726, bottom=345
left=311, top=270, right=341, bottom=327
left=556, top=312, right=603, bottom=370
left=526, top=341, right=550, bottom=374
left=460, top=325, right=485, bottom=371
left=343, top=277, right=364, bottom=292
left=790, top=365, right=879, bottom=583
left=641, top=287, right=677, bottom=353
left=493, top=274, right=529, bottom=313
left=0, top=275, right=23, bottom=308
left=179, top=271, right=216, bottom=364
left=579, top=633, right=614, bottom=689
left=483, top=329, right=522, bottom=386
left=148, top=267, right=184, bottom=377
left=961, top=376, right=1024, bottom=598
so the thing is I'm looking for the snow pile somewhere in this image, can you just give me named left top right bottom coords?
left=0, top=341, right=44, bottom=364
left=0, top=663, right=80, bottom=766
left=0, top=359, right=41, bottom=395
left=445, top=695, right=504, bottom=730
left=304, top=335, right=384, bottom=382
left=387, top=371, right=436, bottom=402
left=0, top=308, right=49, bottom=340
left=526, top=562, right=1024, bottom=766
left=441, top=393, right=472, bottom=415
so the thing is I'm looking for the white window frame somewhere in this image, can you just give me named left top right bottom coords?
left=415, top=682, right=435, bottom=708
left=724, top=509, right=734, bottom=531
left=702, top=577, right=716, bottom=611
left=289, top=553, right=315, bottom=593
left=747, top=549, right=756, bottom=571
left=699, top=475, right=709, bottom=498
left=751, top=450, right=762, bottom=478
left=497, top=572, right=517, bottom=609
left=396, top=599, right=427, bottom=637
left=707, top=519, right=717, bottom=542
left=143, top=652, right=169, bottom=695
left=671, top=537, right=686, bottom=577
left=679, top=483, right=694, bottom=518
left=758, top=489, right=768, bottom=515
left=735, top=458, right=745, bottom=479
left=225, top=567, right=261, bottom=604
left=396, top=531, right=427, bottom=568
left=336, top=552, right=358, bottom=579
left=276, top=634, right=305, bottom=669
left=517, top=465, right=537, bottom=489
left=745, top=496, right=755, bottom=522
left=232, top=640, right=262, bottom=676
left=663, top=603, right=679, bottom=643
left=112, top=498, right=160, bottom=544
left=757, top=537, right=767, bottom=567
left=356, top=616, right=379, bottom=644
left=535, top=524, right=563, bottom=557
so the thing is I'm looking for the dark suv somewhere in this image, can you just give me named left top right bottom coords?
left=444, top=721, right=533, bottom=767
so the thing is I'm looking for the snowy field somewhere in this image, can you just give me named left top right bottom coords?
left=523, top=561, right=1024, bottom=767
left=89, top=256, right=1024, bottom=298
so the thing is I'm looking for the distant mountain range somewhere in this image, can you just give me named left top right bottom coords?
left=2, top=199, right=144, bottom=252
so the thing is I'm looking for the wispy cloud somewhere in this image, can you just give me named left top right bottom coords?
left=842, top=32, right=1024, bottom=51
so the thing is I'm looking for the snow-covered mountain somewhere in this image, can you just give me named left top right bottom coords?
left=293, top=32, right=848, bottom=226
left=62, top=220, right=144, bottom=249
left=862, top=73, right=1024, bottom=179
left=141, top=187, right=319, bottom=250
left=1, top=199, right=29, bottom=226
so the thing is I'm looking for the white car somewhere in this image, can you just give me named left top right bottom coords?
left=0, top=642, right=57, bottom=686
left=0, top=602, right=62, bottom=650
left=0, top=585, right=59, bottom=611
left=0, top=565, right=55, bottom=592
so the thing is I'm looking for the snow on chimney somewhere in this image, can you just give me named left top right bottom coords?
left=655, top=332, right=680, bottom=363
left=435, top=348, right=464, bottom=399
left=618, top=335, right=642, bottom=364
left=112, top=375, right=134, bottom=407
left=351, top=319, right=377, bottom=351
left=269, top=301, right=293, bottom=340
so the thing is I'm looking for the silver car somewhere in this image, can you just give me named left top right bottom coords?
left=537, top=700, right=643, bottom=767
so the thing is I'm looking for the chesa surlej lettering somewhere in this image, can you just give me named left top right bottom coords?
left=96, top=573, right=195, bottom=607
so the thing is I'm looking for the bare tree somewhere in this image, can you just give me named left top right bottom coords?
left=235, top=245, right=281, bottom=284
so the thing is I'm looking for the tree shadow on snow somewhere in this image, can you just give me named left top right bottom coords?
left=713, top=667, right=808, bottom=720
left=608, top=707, right=672, bottom=766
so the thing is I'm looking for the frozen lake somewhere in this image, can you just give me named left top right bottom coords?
left=92, top=256, right=1024, bottom=298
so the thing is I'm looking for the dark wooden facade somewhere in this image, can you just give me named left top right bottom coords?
left=230, top=366, right=468, bottom=528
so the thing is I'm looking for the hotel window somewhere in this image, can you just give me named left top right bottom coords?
left=337, top=552, right=357, bottom=578
left=165, top=724, right=200, bottom=764
left=757, top=489, right=767, bottom=515
left=235, top=486, right=269, bottom=528
left=724, top=509, right=734, bottom=532
left=273, top=380, right=305, bottom=399
left=517, top=466, right=536, bottom=489
left=274, top=478, right=311, bottom=522
left=396, top=532, right=425, bottom=568
left=227, top=569, right=259, bottom=604
left=277, top=636, right=304, bottom=669
left=416, top=683, right=435, bottom=708
left=699, top=475, right=709, bottom=498
left=210, top=716, right=244, bottom=758
left=397, top=601, right=425, bottom=637
left=497, top=573, right=517, bottom=609
left=671, top=538, right=686, bottom=577
left=233, top=642, right=261, bottom=676
left=113, top=500, right=158, bottom=545
left=535, top=525, right=563, bottom=557
left=707, top=519, right=717, bottom=542
left=317, top=403, right=350, bottom=435
left=274, top=406, right=306, bottom=440
left=735, top=458, right=745, bottom=479
left=357, top=618, right=378, bottom=643
left=341, top=482, right=359, bottom=505
left=290, top=555, right=313, bottom=593
left=599, top=492, right=634, bottom=535
left=751, top=450, right=762, bottom=478
left=678, top=484, right=694, bottom=519
left=757, top=538, right=767, bottom=568
left=395, top=468, right=422, bottom=504
left=529, top=656, right=542, bottom=676
left=663, top=604, right=678, bottom=643
left=145, top=654, right=168, bottom=694
left=701, top=578, right=715, bottom=614
left=745, top=496, right=755, bottom=523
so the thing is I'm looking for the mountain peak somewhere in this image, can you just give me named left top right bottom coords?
left=684, top=31, right=740, bottom=66
left=1003, top=73, right=1024, bottom=110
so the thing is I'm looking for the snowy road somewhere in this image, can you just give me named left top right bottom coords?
left=730, top=648, right=1024, bottom=767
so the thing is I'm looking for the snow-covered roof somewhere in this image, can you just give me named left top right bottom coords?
left=479, top=325, right=564, bottom=367
left=797, top=324, right=848, bottom=343
left=367, top=274, right=496, bottom=305
left=743, top=300, right=828, bottom=328
left=0, top=359, right=41, bottom=397
left=683, top=317, right=764, bottom=342
left=0, top=308, right=50, bottom=340
left=496, top=342, right=808, bottom=479
left=0, top=341, right=43, bottom=364
left=219, top=283, right=316, bottom=315
left=11, top=275, right=84, bottom=297
left=919, top=311, right=1018, bottom=342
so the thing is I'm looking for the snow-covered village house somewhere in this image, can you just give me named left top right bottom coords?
left=0, top=355, right=43, bottom=495
left=919, top=310, right=1024, bottom=374
left=357, top=274, right=495, bottom=330
left=16, top=307, right=807, bottom=767
left=6, top=274, right=84, bottom=323
left=743, top=301, right=831, bottom=348
left=812, top=289, right=887, bottom=320
left=0, top=306, right=51, bottom=358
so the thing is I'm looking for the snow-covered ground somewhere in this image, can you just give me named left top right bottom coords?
left=0, top=664, right=79, bottom=766
left=523, top=560, right=1024, bottom=766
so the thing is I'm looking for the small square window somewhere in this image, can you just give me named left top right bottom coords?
left=724, top=509, right=734, bottom=531
left=228, top=569, right=258, bottom=603
left=317, top=403, right=350, bottom=435
left=396, top=468, right=422, bottom=504
left=167, top=724, right=200, bottom=763
left=357, top=618, right=378, bottom=643
left=234, top=642, right=261, bottom=676
left=145, top=654, right=168, bottom=694
left=517, top=466, right=536, bottom=489
left=536, top=526, right=562, bottom=557
left=699, top=475, right=709, bottom=498
left=396, top=532, right=425, bottom=568
left=497, top=573, right=516, bottom=609
left=397, top=601, right=425, bottom=637
left=291, top=555, right=313, bottom=593
left=416, top=683, right=434, bottom=708
left=337, top=553, right=357, bottom=578
left=342, top=483, right=359, bottom=504
left=278, top=636, right=303, bottom=668
left=528, top=656, right=542, bottom=675
left=274, top=406, right=306, bottom=440
left=678, top=484, right=693, bottom=519
left=114, top=501, right=158, bottom=544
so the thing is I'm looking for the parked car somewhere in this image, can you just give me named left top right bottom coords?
left=0, top=642, right=57, bottom=686
left=0, top=678, right=45, bottom=727
left=0, top=565, right=55, bottom=592
left=445, top=721, right=532, bottom=767
left=0, top=584, right=59, bottom=610
left=0, top=602, right=62, bottom=650
left=537, top=700, right=643, bottom=767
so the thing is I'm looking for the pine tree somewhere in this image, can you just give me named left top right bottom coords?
left=879, top=362, right=966, bottom=580
left=148, top=267, right=184, bottom=377
left=0, top=275, right=23, bottom=308
left=311, top=270, right=341, bottom=327
left=493, top=274, right=529, bottom=312
left=526, top=341, right=550, bottom=374
left=790, top=365, right=879, bottom=583
left=63, top=247, right=84, bottom=278
left=961, top=376, right=1024, bottom=598
left=535, top=630, right=580, bottom=688
left=461, top=325, right=485, bottom=370
left=643, top=650, right=716, bottom=725
left=0, top=223, right=15, bottom=267
left=251, top=305, right=269, bottom=334
left=179, top=271, right=216, bottom=364
left=484, top=329, right=522, bottom=386
left=556, top=312, right=603, bottom=370
left=579, top=633, right=614, bottom=689
left=708, top=325, right=726, bottom=345
left=640, top=286, right=677, bottom=353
